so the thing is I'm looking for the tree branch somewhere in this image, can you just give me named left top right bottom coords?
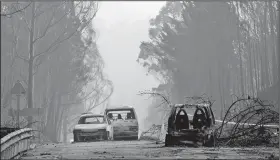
left=33, top=2, right=77, bottom=44
left=138, top=90, right=171, bottom=105
left=32, top=54, right=47, bottom=75
left=61, top=86, right=99, bottom=106
left=14, top=9, right=31, bottom=32
left=33, top=3, right=98, bottom=59
left=34, top=2, right=66, bottom=18
left=19, top=70, right=28, bottom=86
left=1, top=2, right=32, bottom=18
left=11, top=26, right=29, bottom=63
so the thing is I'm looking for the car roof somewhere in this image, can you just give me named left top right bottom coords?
left=172, top=103, right=210, bottom=108
left=80, top=113, right=105, bottom=118
left=105, top=106, right=134, bottom=110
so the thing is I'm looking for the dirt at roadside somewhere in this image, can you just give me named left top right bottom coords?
left=20, top=141, right=279, bottom=159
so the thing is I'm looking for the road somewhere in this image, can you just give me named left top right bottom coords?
left=21, top=140, right=278, bottom=159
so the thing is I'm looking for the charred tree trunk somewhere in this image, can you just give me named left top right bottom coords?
left=55, top=96, right=65, bottom=142
left=44, top=93, right=56, bottom=142
left=277, top=0, right=280, bottom=150
left=248, top=40, right=255, bottom=97
left=268, top=1, right=278, bottom=84
left=263, top=2, right=270, bottom=87
left=217, top=60, right=224, bottom=119
left=208, top=67, right=213, bottom=98
left=27, top=2, right=36, bottom=127
left=253, top=20, right=259, bottom=94
left=63, top=115, right=68, bottom=143
left=236, top=2, right=245, bottom=97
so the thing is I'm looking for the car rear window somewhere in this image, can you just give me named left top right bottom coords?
left=78, top=116, right=105, bottom=124
left=106, top=109, right=136, bottom=120
left=176, top=107, right=196, bottom=116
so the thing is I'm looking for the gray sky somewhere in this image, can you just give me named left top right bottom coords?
left=93, top=2, right=165, bottom=110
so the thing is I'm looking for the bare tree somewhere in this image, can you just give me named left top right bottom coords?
left=67, top=82, right=114, bottom=133
left=5, top=2, right=99, bottom=126
left=216, top=96, right=278, bottom=147
left=1, top=2, right=31, bottom=18
left=138, top=90, right=171, bottom=107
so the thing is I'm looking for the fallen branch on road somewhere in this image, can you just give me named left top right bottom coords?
left=215, top=96, right=279, bottom=147
left=139, top=124, right=164, bottom=143
left=184, top=94, right=215, bottom=107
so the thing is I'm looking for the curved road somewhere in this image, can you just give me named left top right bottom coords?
left=21, top=140, right=278, bottom=159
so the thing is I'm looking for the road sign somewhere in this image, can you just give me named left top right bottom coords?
left=17, top=108, right=45, bottom=117
left=11, top=80, right=26, bottom=95
left=10, top=80, right=26, bottom=128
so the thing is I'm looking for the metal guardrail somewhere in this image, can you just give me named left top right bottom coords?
left=1, top=128, right=35, bottom=159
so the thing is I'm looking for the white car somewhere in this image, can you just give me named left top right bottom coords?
left=73, top=113, right=113, bottom=142
left=105, top=106, right=139, bottom=140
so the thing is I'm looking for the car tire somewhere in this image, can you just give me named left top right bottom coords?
left=204, top=134, right=215, bottom=147
left=110, top=135, right=114, bottom=141
left=107, top=131, right=112, bottom=140
left=165, top=134, right=173, bottom=147
left=131, top=136, right=138, bottom=140
left=73, top=133, right=80, bottom=142
left=104, top=131, right=109, bottom=140
left=109, top=132, right=114, bottom=141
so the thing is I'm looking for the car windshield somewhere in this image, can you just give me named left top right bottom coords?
left=106, top=109, right=135, bottom=120
left=78, top=116, right=105, bottom=124
left=176, top=106, right=197, bottom=116
left=175, top=105, right=213, bottom=120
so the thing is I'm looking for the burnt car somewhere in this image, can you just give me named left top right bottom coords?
left=73, top=113, right=113, bottom=142
left=165, top=103, right=216, bottom=147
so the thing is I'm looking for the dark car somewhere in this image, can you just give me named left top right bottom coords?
left=165, top=103, right=216, bottom=147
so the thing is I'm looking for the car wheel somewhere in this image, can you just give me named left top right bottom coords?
left=204, top=134, right=215, bottom=147
left=129, top=136, right=138, bottom=140
left=103, top=131, right=109, bottom=140
left=108, top=131, right=113, bottom=140
left=109, top=135, right=113, bottom=141
left=113, top=136, right=117, bottom=140
left=165, top=134, right=173, bottom=147
left=74, top=133, right=80, bottom=142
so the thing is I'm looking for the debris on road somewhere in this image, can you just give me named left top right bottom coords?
left=140, top=94, right=279, bottom=149
left=215, top=96, right=279, bottom=147
left=140, top=124, right=163, bottom=143
left=164, top=96, right=216, bottom=147
left=40, top=152, right=51, bottom=156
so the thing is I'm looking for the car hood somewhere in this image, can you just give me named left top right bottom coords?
left=74, top=124, right=107, bottom=131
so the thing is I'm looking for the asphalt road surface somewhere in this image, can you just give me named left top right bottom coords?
left=21, top=140, right=279, bottom=159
